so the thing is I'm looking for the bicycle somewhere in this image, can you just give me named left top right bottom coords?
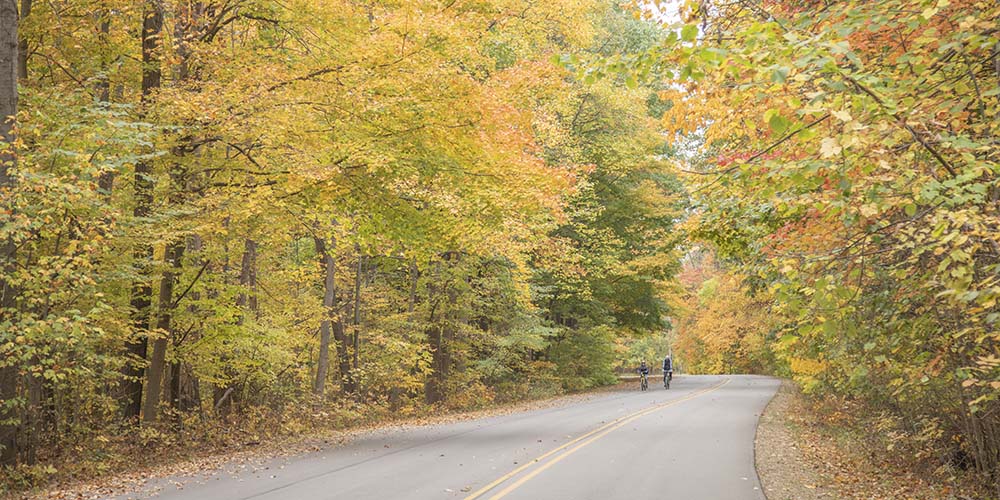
left=663, top=370, right=673, bottom=389
left=639, top=372, right=648, bottom=391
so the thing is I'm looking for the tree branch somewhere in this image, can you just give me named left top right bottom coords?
left=842, top=74, right=957, bottom=177
left=171, top=259, right=211, bottom=309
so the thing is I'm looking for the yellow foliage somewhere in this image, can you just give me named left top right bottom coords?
left=674, top=263, right=774, bottom=374
left=789, top=357, right=828, bottom=377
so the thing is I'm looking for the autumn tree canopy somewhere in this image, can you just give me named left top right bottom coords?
left=632, top=0, right=999, bottom=490
left=1, top=0, right=997, bottom=494
left=0, top=0, right=685, bottom=486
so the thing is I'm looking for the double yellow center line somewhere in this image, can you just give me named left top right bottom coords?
left=463, top=378, right=731, bottom=500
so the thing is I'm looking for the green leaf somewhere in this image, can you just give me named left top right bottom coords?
left=681, top=24, right=699, bottom=42
left=778, top=334, right=800, bottom=345
left=904, top=204, right=917, bottom=217
left=768, top=113, right=789, bottom=134
left=771, top=66, right=789, bottom=84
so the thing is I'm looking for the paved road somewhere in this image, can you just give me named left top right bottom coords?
left=119, top=375, right=779, bottom=500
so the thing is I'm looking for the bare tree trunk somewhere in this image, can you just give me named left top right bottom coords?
left=123, top=0, right=163, bottom=421
left=313, top=237, right=336, bottom=397
left=352, top=251, right=363, bottom=372
left=185, top=364, right=200, bottom=414
left=425, top=255, right=459, bottom=405
left=333, top=318, right=353, bottom=393
left=168, top=360, right=180, bottom=415
left=994, top=42, right=999, bottom=84
left=144, top=134, right=189, bottom=423
left=21, top=373, right=40, bottom=465
left=0, top=0, right=19, bottom=466
left=95, top=9, right=113, bottom=196
left=15, top=0, right=28, bottom=80
left=408, top=259, right=419, bottom=314
left=157, top=3, right=212, bottom=420
left=236, top=239, right=258, bottom=317
left=170, top=234, right=202, bottom=415
left=143, top=241, right=183, bottom=423
left=351, top=252, right=364, bottom=399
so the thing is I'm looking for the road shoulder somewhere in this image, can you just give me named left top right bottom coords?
left=755, top=380, right=980, bottom=500
left=754, top=381, right=833, bottom=500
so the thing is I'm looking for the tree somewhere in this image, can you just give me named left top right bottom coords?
left=123, top=0, right=163, bottom=422
left=0, top=0, right=684, bottom=485
left=0, top=0, right=17, bottom=467
left=637, top=0, right=1000, bottom=489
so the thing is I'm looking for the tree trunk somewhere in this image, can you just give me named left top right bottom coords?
left=15, top=0, right=28, bottom=80
left=23, top=373, right=40, bottom=465
left=352, top=252, right=363, bottom=372
left=123, top=0, right=163, bottom=421
left=312, top=237, right=336, bottom=397
left=171, top=234, right=203, bottom=415
left=351, top=252, right=365, bottom=399
left=333, top=318, right=353, bottom=393
left=0, top=366, right=14, bottom=467
left=0, top=0, right=19, bottom=466
left=236, top=239, right=258, bottom=317
left=144, top=137, right=188, bottom=423
left=994, top=42, right=999, bottom=84
left=95, top=9, right=113, bottom=196
left=142, top=241, right=183, bottom=423
left=407, top=259, right=419, bottom=314
left=213, top=385, right=235, bottom=416
left=185, top=364, right=200, bottom=414
left=425, top=255, right=459, bottom=405
left=312, top=237, right=354, bottom=395
left=424, top=321, right=445, bottom=404
left=168, top=360, right=180, bottom=415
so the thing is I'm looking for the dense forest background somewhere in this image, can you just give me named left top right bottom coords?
left=1, top=0, right=998, bottom=495
left=0, top=0, right=684, bottom=488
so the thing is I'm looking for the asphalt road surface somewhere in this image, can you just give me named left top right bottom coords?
left=118, top=375, right=780, bottom=500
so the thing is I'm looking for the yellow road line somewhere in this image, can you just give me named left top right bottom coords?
left=464, top=378, right=730, bottom=500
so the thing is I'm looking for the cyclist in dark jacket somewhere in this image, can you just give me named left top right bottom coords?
left=662, top=355, right=674, bottom=389
left=636, top=361, right=651, bottom=390
left=662, top=355, right=673, bottom=373
left=637, top=360, right=650, bottom=376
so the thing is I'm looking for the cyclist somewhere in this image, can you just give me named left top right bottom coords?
left=662, top=355, right=673, bottom=389
left=637, top=361, right=650, bottom=390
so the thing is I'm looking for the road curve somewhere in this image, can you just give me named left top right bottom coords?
left=117, top=375, right=779, bottom=500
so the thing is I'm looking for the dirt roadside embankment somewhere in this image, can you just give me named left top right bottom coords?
left=755, top=381, right=982, bottom=500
